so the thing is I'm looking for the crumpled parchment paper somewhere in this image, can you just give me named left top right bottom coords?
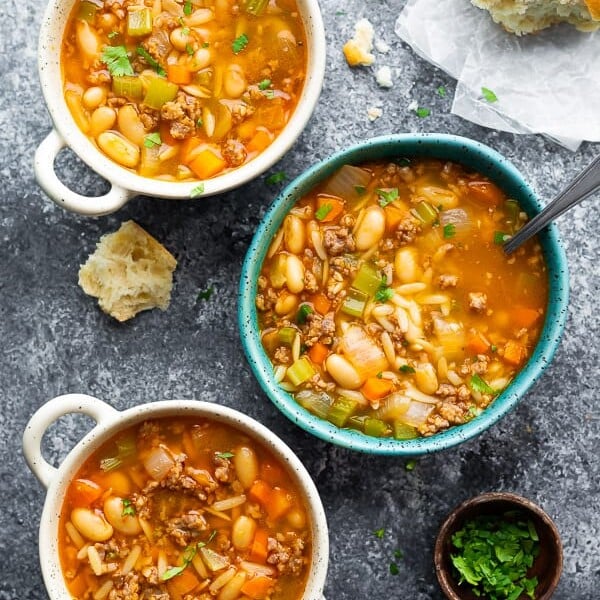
left=395, top=0, right=600, bottom=150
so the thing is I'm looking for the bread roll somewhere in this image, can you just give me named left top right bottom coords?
left=471, top=0, right=600, bottom=34
left=79, top=220, right=177, bottom=322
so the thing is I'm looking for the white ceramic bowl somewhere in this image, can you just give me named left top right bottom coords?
left=35, top=1, right=326, bottom=216
left=23, top=394, right=329, bottom=599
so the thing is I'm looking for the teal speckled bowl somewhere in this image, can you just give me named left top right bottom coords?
left=238, top=134, right=569, bottom=455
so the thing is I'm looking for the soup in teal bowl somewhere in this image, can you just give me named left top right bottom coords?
left=238, top=134, right=569, bottom=455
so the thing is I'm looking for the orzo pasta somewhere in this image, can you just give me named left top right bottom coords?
left=256, top=158, right=548, bottom=438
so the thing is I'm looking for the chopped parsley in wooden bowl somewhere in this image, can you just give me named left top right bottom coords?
left=434, top=492, right=562, bottom=600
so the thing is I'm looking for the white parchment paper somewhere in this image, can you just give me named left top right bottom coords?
left=395, top=0, right=600, bottom=150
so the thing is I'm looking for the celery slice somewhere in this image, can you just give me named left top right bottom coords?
left=327, top=397, right=358, bottom=428
left=352, top=263, right=381, bottom=296
left=340, top=288, right=368, bottom=318
left=143, top=77, right=179, bottom=110
left=504, top=199, right=520, bottom=232
left=364, top=417, right=391, bottom=438
left=77, top=1, right=97, bottom=22
left=393, top=421, right=418, bottom=440
left=412, top=201, right=438, bottom=225
left=286, top=357, right=315, bottom=386
left=278, top=327, right=296, bottom=346
left=244, top=0, right=269, bottom=16
left=127, top=8, right=153, bottom=36
left=112, top=75, right=144, bottom=100
left=347, top=415, right=367, bottom=432
left=296, top=390, right=332, bottom=419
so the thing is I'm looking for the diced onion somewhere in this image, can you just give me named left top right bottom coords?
left=321, top=164, right=371, bottom=200
left=200, top=547, right=230, bottom=572
left=375, top=393, right=411, bottom=420
left=340, top=325, right=388, bottom=379
left=211, top=495, right=247, bottom=512
left=142, top=446, right=175, bottom=481
left=240, top=561, right=277, bottom=577
left=400, top=401, right=434, bottom=427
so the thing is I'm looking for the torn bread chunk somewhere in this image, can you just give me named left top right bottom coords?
left=343, top=18, right=375, bottom=66
left=78, top=220, right=177, bottom=322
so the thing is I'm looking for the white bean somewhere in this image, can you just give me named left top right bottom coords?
left=286, top=508, right=306, bottom=529
left=354, top=205, right=385, bottom=250
left=395, top=247, right=421, bottom=283
left=414, top=363, right=439, bottom=395
left=232, top=515, right=256, bottom=550
left=283, top=215, right=306, bottom=254
left=82, top=86, right=107, bottom=109
left=117, top=104, right=146, bottom=147
left=170, top=27, right=191, bottom=52
left=71, top=507, right=113, bottom=542
left=224, top=64, right=247, bottom=98
left=75, top=20, right=101, bottom=62
left=218, top=571, right=247, bottom=600
left=189, top=47, right=212, bottom=71
left=275, top=292, right=298, bottom=316
left=186, top=7, right=214, bottom=26
left=90, top=106, right=116, bottom=137
left=326, top=354, right=363, bottom=389
left=233, top=446, right=258, bottom=489
left=97, top=131, right=140, bottom=168
left=103, top=496, right=142, bottom=536
left=285, top=254, right=305, bottom=294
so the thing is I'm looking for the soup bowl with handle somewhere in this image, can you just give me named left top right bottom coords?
left=34, top=0, right=326, bottom=216
left=238, top=133, right=570, bottom=456
left=23, top=393, right=329, bottom=599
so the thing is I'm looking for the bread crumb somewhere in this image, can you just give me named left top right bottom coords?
left=374, top=39, right=390, bottom=53
left=343, top=18, right=375, bottom=66
left=367, top=107, right=383, bottom=121
left=376, top=66, right=393, bottom=88
left=78, top=221, right=177, bottom=322
left=408, top=100, right=419, bottom=111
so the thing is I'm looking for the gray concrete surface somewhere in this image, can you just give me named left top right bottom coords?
left=0, top=0, right=598, bottom=598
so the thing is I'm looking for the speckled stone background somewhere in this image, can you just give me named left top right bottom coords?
left=1, top=0, right=598, bottom=598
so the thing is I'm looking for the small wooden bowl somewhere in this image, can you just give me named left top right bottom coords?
left=434, top=492, right=563, bottom=600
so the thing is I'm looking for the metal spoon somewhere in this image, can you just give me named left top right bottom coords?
left=503, top=154, right=600, bottom=255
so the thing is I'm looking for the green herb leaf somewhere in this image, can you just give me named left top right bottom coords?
left=136, top=46, right=166, bottom=76
left=469, top=374, right=495, bottom=395
left=181, top=26, right=190, bottom=35
left=232, top=33, right=249, bottom=54
left=263, top=89, right=275, bottom=100
left=202, top=42, right=210, bottom=48
left=399, top=365, right=416, bottom=374
left=190, top=183, right=205, bottom=198
left=415, top=107, right=430, bottom=118
left=265, top=171, right=287, bottom=185
left=186, top=43, right=194, bottom=55
left=405, top=459, right=417, bottom=471
left=315, top=203, right=333, bottom=221
left=354, top=185, right=367, bottom=195
left=490, top=344, right=498, bottom=353
left=107, top=31, right=118, bottom=40
left=144, top=132, right=161, bottom=148
left=481, top=87, right=498, bottom=103
left=258, top=78, right=272, bottom=90
left=373, top=528, right=385, bottom=539
left=375, top=281, right=393, bottom=303
left=161, top=564, right=187, bottom=581
left=394, top=549, right=404, bottom=560
left=197, top=287, right=214, bottom=301
left=494, top=231, right=511, bottom=245
left=389, top=562, right=400, bottom=575
left=196, top=118, right=203, bottom=127
left=437, top=86, right=447, bottom=98
left=183, top=0, right=193, bottom=16
left=376, top=372, right=383, bottom=379
left=296, top=304, right=313, bottom=324
left=376, top=187, right=399, bottom=207
left=101, top=45, right=134, bottom=77
left=443, top=223, right=456, bottom=239
left=215, top=451, right=235, bottom=459
left=121, top=498, right=136, bottom=517
left=161, top=530, right=217, bottom=581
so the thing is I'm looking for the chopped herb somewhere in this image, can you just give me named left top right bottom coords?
left=315, top=203, right=333, bottom=221
left=196, top=118, right=203, bottom=127
left=190, top=182, right=205, bottom=198
left=136, top=46, right=166, bottom=76
left=197, top=287, right=214, bottom=301
left=107, top=31, right=118, bottom=39
left=202, top=42, right=210, bottom=48
left=101, top=45, right=134, bottom=77
left=405, top=459, right=417, bottom=471
left=376, top=187, right=399, bottom=207
left=296, top=304, right=313, bottom=324
left=186, top=43, right=194, bottom=55
left=466, top=406, right=482, bottom=420
left=373, top=528, right=385, bottom=539
left=215, top=451, right=235, bottom=459
left=181, top=26, right=190, bottom=35
left=415, top=107, right=430, bottom=118
left=394, top=549, right=404, bottom=560
left=375, top=280, right=393, bottom=303
left=143, top=132, right=161, bottom=148
left=232, top=33, right=249, bottom=54
left=258, top=78, right=272, bottom=90
left=443, top=223, right=456, bottom=239
left=183, top=0, right=193, bottom=16
left=122, top=498, right=136, bottom=517
left=354, top=185, right=367, bottom=195
left=481, top=87, right=498, bottom=103
left=335, top=10, right=346, bottom=15
left=376, top=372, right=383, bottom=379
left=490, top=344, right=498, bottom=353
left=437, top=85, right=447, bottom=98
left=263, top=89, right=275, bottom=100
left=399, top=365, right=416, bottom=374
left=470, top=374, right=496, bottom=395
left=395, top=157, right=411, bottom=167
left=494, top=231, right=511, bottom=245
left=161, top=530, right=217, bottom=581
left=265, top=171, right=287, bottom=185
left=389, top=562, right=400, bottom=575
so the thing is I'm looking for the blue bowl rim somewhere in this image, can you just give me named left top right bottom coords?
left=238, top=133, right=570, bottom=455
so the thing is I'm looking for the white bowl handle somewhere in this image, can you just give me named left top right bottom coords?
left=34, top=129, right=133, bottom=216
left=23, top=394, right=119, bottom=489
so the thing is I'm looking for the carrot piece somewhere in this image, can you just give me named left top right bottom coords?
left=467, top=181, right=504, bottom=206
left=181, top=136, right=203, bottom=163
left=511, top=306, right=541, bottom=329
left=249, top=528, right=269, bottom=563
left=311, top=293, right=331, bottom=315
left=167, top=63, right=192, bottom=85
left=361, top=377, right=394, bottom=402
left=159, top=121, right=178, bottom=147
left=70, top=479, right=103, bottom=506
left=267, top=487, right=293, bottom=520
left=259, top=462, right=285, bottom=486
left=249, top=479, right=273, bottom=506
left=240, top=575, right=275, bottom=600
left=503, top=340, right=527, bottom=366
left=466, top=330, right=491, bottom=355
left=316, top=195, right=344, bottom=222
left=308, top=341, right=329, bottom=365
left=384, top=204, right=408, bottom=233
left=166, top=567, right=200, bottom=598
left=68, top=574, right=88, bottom=597
left=188, top=149, right=227, bottom=179
left=246, top=128, right=273, bottom=153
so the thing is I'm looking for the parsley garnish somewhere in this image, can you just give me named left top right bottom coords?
left=481, top=87, right=498, bottom=103
left=374, top=528, right=385, bottom=539
left=183, top=0, right=193, bottom=16
left=415, top=107, right=430, bottom=118
left=143, top=132, right=161, bottom=148
left=375, top=280, right=393, bottom=303
left=196, top=118, right=203, bottom=127
left=494, top=231, right=510, bottom=245
left=122, top=498, right=136, bottom=517
left=186, top=43, right=194, bottom=55
left=354, top=185, right=366, bottom=195
left=437, top=86, right=447, bottom=98
left=469, top=374, right=495, bottom=395
left=101, top=45, right=134, bottom=77
left=107, top=31, right=118, bottom=40
left=399, top=365, right=416, bottom=374
left=389, top=562, right=400, bottom=575
left=197, top=287, right=214, bottom=301
left=263, top=89, right=275, bottom=100
left=405, top=459, right=417, bottom=471
left=232, top=33, right=249, bottom=54
left=190, top=183, right=205, bottom=198
left=296, top=304, right=313, bottom=324
left=161, top=531, right=217, bottom=581
left=265, top=171, right=287, bottom=185
left=443, top=223, right=456, bottom=239
left=181, top=26, right=190, bottom=35
left=376, top=188, right=399, bottom=207
left=490, top=344, right=498, bottom=353
left=376, top=372, right=383, bottom=379
left=136, top=46, right=166, bottom=76
left=202, top=42, right=210, bottom=48
left=215, top=451, right=234, bottom=459
left=315, top=203, right=333, bottom=221
left=394, top=549, right=404, bottom=560
left=258, top=78, right=272, bottom=90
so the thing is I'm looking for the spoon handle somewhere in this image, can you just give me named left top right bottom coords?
left=504, top=154, right=600, bottom=255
